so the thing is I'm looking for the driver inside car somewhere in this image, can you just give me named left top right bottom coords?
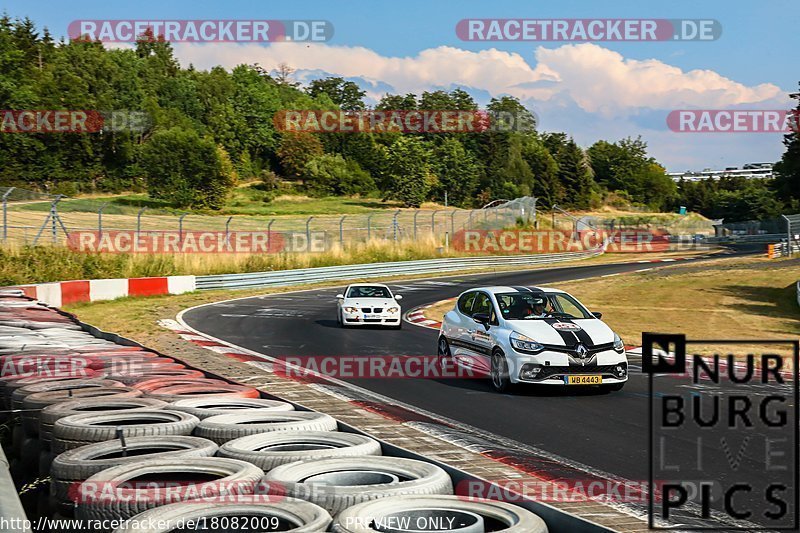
left=529, top=298, right=548, bottom=318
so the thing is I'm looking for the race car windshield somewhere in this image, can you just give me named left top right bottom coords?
left=347, top=286, right=392, bottom=298
left=495, top=292, right=593, bottom=320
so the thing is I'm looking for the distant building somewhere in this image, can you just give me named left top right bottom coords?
left=668, top=163, right=774, bottom=182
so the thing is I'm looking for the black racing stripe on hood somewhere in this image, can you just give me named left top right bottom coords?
left=542, top=317, right=576, bottom=346
left=543, top=317, right=597, bottom=347
left=573, top=325, right=595, bottom=346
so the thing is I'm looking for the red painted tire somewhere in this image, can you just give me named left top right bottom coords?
left=146, top=383, right=260, bottom=401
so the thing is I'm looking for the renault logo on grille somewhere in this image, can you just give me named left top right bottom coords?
left=576, top=344, right=588, bottom=358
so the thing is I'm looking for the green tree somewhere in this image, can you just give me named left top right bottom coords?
left=376, top=93, right=417, bottom=111
left=303, top=153, right=375, bottom=196
left=383, top=137, right=431, bottom=207
left=277, top=133, right=324, bottom=180
left=306, top=76, right=366, bottom=111
left=432, top=138, right=479, bottom=206
left=773, top=87, right=800, bottom=210
left=140, top=128, right=236, bottom=209
left=521, top=136, right=562, bottom=206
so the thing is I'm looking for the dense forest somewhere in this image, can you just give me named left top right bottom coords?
left=0, top=16, right=797, bottom=221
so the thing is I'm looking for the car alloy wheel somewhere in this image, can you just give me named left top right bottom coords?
left=491, top=351, right=512, bottom=393
left=437, top=337, right=452, bottom=372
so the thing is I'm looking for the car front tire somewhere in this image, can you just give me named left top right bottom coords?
left=490, top=349, right=514, bottom=394
left=437, top=336, right=452, bottom=372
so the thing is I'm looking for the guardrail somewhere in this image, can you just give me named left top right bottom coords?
left=706, top=233, right=785, bottom=244
left=195, top=248, right=603, bottom=290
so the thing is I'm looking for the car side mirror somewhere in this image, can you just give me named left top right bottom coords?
left=394, top=294, right=403, bottom=300
left=336, top=294, right=344, bottom=299
left=473, top=312, right=491, bottom=329
left=592, top=311, right=603, bottom=319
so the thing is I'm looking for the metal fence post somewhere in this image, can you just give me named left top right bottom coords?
left=267, top=219, right=275, bottom=252
left=393, top=209, right=400, bottom=242
left=2, top=187, right=14, bottom=242
left=98, top=203, right=108, bottom=240
left=783, top=215, right=793, bottom=256
left=136, top=207, right=147, bottom=238
left=33, top=194, right=65, bottom=245
left=339, top=216, right=346, bottom=246
left=225, top=216, right=233, bottom=251
left=450, top=210, right=456, bottom=236
left=431, top=210, right=439, bottom=237
left=179, top=213, right=187, bottom=240
left=306, top=216, right=314, bottom=246
left=367, top=213, right=375, bottom=241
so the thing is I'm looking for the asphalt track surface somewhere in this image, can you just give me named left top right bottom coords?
left=184, top=249, right=793, bottom=528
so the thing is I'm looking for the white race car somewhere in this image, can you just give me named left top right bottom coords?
left=336, top=283, right=403, bottom=329
left=438, top=286, right=628, bottom=392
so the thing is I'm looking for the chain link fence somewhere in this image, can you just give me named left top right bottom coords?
left=780, top=213, right=800, bottom=256
left=0, top=187, right=541, bottom=250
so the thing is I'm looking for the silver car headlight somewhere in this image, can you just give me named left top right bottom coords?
left=343, top=306, right=358, bottom=313
left=387, top=307, right=399, bottom=313
left=613, top=333, right=625, bottom=353
left=510, top=331, right=544, bottom=354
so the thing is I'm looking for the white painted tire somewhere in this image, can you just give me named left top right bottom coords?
left=332, top=494, right=548, bottom=533
left=261, top=457, right=453, bottom=515
left=169, top=397, right=294, bottom=419
left=195, top=411, right=337, bottom=444
left=52, top=410, right=199, bottom=454
left=218, top=431, right=382, bottom=470
left=110, top=499, right=332, bottom=532
left=74, top=458, right=263, bottom=523
left=50, top=436, right=219, bottom=505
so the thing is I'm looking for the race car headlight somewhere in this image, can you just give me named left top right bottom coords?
left=343, top=307, right=358, bottom=313
left=510, top=332, right=544, bottom=354
left=387, top=307, right=399, bottom=313
left=613, top=333, right=625, bottom=353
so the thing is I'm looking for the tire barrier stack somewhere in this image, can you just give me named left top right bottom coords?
left=0, top=288, right=553, bottom=532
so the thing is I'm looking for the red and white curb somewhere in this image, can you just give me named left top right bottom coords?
left=12, top=275, right=195, bottom=308
left=404, top=300, right=453, bottom=330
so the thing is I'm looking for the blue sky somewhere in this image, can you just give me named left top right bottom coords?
left=4, top=0, right=797, bottom=170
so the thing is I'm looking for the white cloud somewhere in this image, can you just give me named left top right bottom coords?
left=166, top=41, right=790, bottom=168
left=170, top=41, right=785, bottom=114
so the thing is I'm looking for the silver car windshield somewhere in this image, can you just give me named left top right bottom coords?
left=495, top=292, right=592, bottom=320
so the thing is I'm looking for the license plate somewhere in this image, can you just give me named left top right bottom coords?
left=566, top=375, right=603, bottom=385
left=364, top=314, right=381, bottom=319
